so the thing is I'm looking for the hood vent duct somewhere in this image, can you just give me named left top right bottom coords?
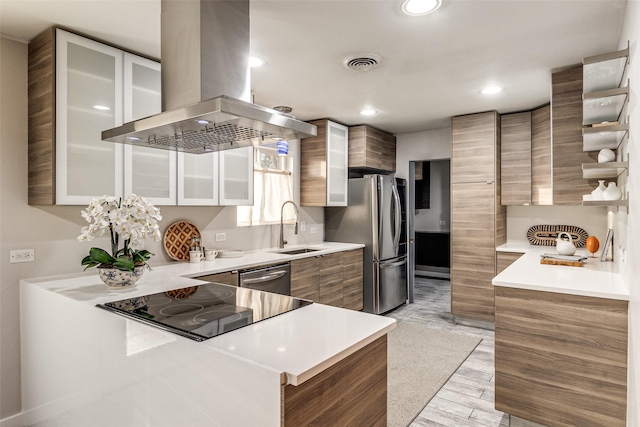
left=102, top=0, right=316, bottom=154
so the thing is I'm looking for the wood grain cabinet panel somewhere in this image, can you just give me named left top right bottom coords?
left=196, top=271, right=239, bottom=287
left=319, top=252, right=344, bottom=307
left=348, top=125, right=396, bottom=173
left=495, top=252, right=523, bottom=275
left=495, top=287, right=628, bottom=427
left=300, top=119, right=348, bottom=207
left=450, top=111, right=505, bottom=323
left=531, top=104, right=552, bottom=205
left=451, top=112, right=497, bottom=184
left=290, top=256, right=320, bottom=301
left=501, top=112, right=532, bottom=205
left=342, top=249, right=364, bottom=311
left=552, top=66, right=595, bottom=205
left=282, top=335, right=387, bottom=426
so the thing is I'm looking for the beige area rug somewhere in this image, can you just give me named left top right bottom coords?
left=387, top=321, right=481, bottom=427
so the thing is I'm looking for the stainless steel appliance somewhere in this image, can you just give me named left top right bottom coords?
left=97, top=282, right=310, bottom=341
left=102, top=0, right=316, bottom=153
left=325, top=174, right=408, bottom=314
left=239, top=263, right=291, bottom=296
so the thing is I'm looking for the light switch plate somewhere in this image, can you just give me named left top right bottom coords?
left=215, top=233, right=227, bottom=242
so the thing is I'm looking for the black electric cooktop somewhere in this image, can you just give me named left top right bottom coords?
left=97, top=282, right=312, bottom=341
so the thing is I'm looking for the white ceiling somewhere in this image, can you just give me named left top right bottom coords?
left=0, top=0, right=627, bottom=134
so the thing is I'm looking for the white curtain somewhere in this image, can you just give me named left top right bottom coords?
left=237, top=167, right=295, bottom=226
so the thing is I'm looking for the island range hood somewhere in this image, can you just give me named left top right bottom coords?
left=102, top=0, right=316, bottom=154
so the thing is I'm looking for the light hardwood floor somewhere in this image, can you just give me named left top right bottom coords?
left=386, top=276, right=510, bottom=427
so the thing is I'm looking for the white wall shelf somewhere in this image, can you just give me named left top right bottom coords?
left=582, top=199, right=628, bottom=207
left=582, top=161, right=628, bottom=179
left=582, top=123, right=628, bottom=151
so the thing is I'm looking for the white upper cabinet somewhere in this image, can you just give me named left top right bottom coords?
left=55, top=29, right=124, bottom=205
left=177, top=152, right=219, bottom=205
left=326, top=121, right=349, bottom=206
left=123, top=54, right=176, bottom=205
left=219, top=146, right=254, bottom=206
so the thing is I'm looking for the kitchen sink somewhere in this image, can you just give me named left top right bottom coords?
left=273, top=248, right=320, bottom=255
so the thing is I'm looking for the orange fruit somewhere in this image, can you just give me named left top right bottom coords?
left=586, top=236, right=600, bottom=254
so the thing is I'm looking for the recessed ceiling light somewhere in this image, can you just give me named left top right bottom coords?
left=93, top=105, right=110, bottom=111
left=249, top=56, right=265, bottom=68
left=360, top=109, right=378, bottom=116
left=402, top=0, right=442, bottom=16
left=481, top=86, right=502, bottom=95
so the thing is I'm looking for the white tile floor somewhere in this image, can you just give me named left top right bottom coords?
left=386, top=276, right=510, bottom=427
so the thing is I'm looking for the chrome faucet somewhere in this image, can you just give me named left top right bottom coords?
left=279, top=200, right=300, bottom=248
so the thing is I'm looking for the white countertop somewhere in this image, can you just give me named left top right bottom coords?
left=20, top=241, right=395, bottom=426
left=20, top=242, right=394, bottom=386
left=493, top=243, right=629, bottom=301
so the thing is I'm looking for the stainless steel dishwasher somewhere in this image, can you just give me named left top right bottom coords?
left=239, top=263, right=291, bottom=296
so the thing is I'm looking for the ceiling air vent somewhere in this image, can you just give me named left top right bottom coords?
left=343, top=54, right=383, bottom=72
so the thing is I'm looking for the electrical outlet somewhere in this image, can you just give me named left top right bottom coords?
left=215, top=232, right=227, bottom=242
left=10, top=249, right=35, bottom=263
left=300, top=221, right=306, bottom=232
left=310, top=226, right=318, bottom=234
left=439, top=220, right=447, bottom=225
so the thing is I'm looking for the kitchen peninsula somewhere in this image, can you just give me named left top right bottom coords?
left=492, top=246, right=628, bottom=426
left=20, top=242, right=395, bottom=427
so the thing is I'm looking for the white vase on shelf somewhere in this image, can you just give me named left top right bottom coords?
left=602, top=182, right=622, bottom=201
left=598, top=148, right=616, bottom=163
left=591, top=180, right=606, bottom=200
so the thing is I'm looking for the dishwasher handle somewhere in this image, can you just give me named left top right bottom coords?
left=240, top=270, right=288, bottom=285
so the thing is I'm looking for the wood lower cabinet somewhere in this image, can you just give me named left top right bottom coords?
left=495, top=286, right=628, bottom=426
left=196, top=271, right=239, bottom=287
left=342, top=249, right=364, bottom=310
left=451, top=111, right=505, bottom=323
left=290, top=249, right=363, bottom=310
left=348, top=125, right=396, bottom=173
left=495, top=251, right=524, bottom=275
left=282, top=335, right=387, bottom=426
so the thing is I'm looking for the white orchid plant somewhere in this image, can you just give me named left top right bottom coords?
left=78, top=194, right=162, bottom=272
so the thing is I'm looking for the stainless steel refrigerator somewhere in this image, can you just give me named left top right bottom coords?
left=325, top=174, right=408, bottom=314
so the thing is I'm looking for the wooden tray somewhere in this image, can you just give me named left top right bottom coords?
left=540, top=258, right=585, bottom=267
left=527, top=225, right=588, bottom=248
left=163, top=221, right=201, bottom=261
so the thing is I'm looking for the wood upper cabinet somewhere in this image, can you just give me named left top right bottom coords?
left=531, top=104, right=552, bottom=205
left=500, top=112, right=532, bottom=205
left=552, top=66, right=594, bottom=205
left=450, top=111, right=506, bottom=323
left=300, top=119, right=348, bottom=207
left=348, top=125, right=396, bottom=173
left=451, top=111, right=498, bottom=184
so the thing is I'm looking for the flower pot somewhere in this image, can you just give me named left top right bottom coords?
left=98, top=265, right=146, bottom=289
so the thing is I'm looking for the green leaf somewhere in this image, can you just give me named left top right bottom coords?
left=81, top=256, right=100, bottom=270
left=132, top=250, right=154, bottom=263
left=113, top=256, right=135, bottom=272
left=89, top=247, right=115, bottom=265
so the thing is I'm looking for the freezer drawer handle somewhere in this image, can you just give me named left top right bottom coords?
left=241, top=271, right=288, bottom=284
left=380, top=259, right=406, bottom=268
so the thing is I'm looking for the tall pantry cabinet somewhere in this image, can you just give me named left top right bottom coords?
left=450, top=111, right=506, bottom=323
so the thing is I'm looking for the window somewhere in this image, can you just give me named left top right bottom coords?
left=237, top=145, right=296, bottom=226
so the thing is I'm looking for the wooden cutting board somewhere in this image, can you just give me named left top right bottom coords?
left=540, top=258, right=584, bottom=267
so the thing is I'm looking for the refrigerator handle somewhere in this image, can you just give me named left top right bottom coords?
left=391, top=181, right=402, bottom=250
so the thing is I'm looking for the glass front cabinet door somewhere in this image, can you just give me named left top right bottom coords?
left=55, top=29, right=124, bottom=205
left=326, top=121, right=348, bottom=206
left=123, top=53, right=176, bottom=205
